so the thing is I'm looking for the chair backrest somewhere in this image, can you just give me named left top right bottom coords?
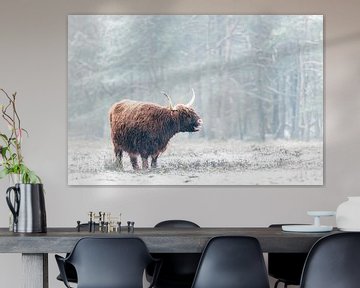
left=300, top=232, right=360, bottom=288
left=150, top=220, right=201, bottom=286
left=268, top=224, right=308, bottom=285
left=191, top=236, right=270, bottom=288
left=66, top=237, right=154, bottom=288
left=155, top=220, right=200, bottom=228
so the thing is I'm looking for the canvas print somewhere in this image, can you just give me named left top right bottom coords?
left=68, top=15, right=323, bottom=185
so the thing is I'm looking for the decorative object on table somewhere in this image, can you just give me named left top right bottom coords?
left=6, top=183, right=46, bottom=233
left=336, top=196, right=360, bottom=231
left=0, top=89, right=46, bottom=233
left=76, top=221, right=81, bottom=232
left=127, top=221, right=135, bottom=233
left=68, top=15, right=323, bottom=186
left=282, top=211, right=335, bottom=232
left=77, top=211, right=122, bottom=233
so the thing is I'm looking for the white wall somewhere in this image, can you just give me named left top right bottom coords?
left=0, top=0, right=360, bottom=287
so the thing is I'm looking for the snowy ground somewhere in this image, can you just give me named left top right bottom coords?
left=68, top=137, right=323, bottom=185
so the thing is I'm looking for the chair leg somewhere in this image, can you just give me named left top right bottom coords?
left=274, top=280, right=289, bottom=288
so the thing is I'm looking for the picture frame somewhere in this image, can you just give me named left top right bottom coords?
left=68, top=15, right=323, bottom=185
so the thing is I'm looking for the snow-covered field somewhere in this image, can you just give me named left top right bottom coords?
left=68, top=138, right=323, bottom=185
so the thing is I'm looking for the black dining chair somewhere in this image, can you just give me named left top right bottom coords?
left=55, top=237, right=161, bottom=288
left=191, top=236, right=270, bottom=288
left=146, top=220, right=201, bottom=288
left=300, top=232, right=360, bottom=288
left=268, top=224, right=308, bottom=288
left=56, top=223, right=99, bottom=284
left=56, top=262, right=77, bottom=284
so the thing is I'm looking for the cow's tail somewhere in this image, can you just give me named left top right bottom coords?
left=109, top=106, right=115, bottom=150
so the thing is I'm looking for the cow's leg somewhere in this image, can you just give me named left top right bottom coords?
left=129, top=154, right=140, bottom=170
left=141, top=157, right=149, bottom=170
left=151, top=154, right=159, bottom=168
left=113, top=143, right=123, bottom=170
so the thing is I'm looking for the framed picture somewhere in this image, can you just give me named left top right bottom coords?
left=68, top=15, right=323, bottom=185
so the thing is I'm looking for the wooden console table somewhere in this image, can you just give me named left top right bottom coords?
left=0, top=227, right=338, bottom=288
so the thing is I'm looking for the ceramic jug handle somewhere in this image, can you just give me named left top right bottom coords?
left=6, top=186, right=20, bottom=224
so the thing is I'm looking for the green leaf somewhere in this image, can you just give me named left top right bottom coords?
left=1, top=146, right=8, bottom=158
left=0, top=168, right=9, bottom=179
left=21, top=128, right=29, bottom=137
left=28, top=171, right=41, bottom=184
left=0, top=133, right=8, bottom=142
left=18, top=164, right=41, bottom=184
left=21, top=173, right=29, bottom=184
left=10, top=153, right=18, bottom=161
left=11, top=164, right=20, bottom=174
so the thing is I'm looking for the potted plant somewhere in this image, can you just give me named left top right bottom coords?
left=0, top=88, right=46, bottom=233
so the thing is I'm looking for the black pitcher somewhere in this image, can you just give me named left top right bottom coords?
left=6, top=183, right=47, bottom=233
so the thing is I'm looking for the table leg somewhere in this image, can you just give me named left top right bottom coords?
left=22, top=253, right=48, bottom=288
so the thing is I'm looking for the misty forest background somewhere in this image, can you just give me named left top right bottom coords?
left=68, top=15, right=323, bottom=185
left=68, top=15, right=323, bottom=141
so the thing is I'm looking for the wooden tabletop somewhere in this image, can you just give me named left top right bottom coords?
left=0, top=227, right=339, bottom=253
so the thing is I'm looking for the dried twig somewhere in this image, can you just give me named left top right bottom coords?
left=0, top=88, right=40, bottom=183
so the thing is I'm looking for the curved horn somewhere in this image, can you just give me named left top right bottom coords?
left=185, top=88, right=196, bottom=107
left=162, top=91, right=174, bottom=110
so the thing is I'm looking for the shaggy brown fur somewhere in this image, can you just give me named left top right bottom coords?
left=109, top=100, right=202, bottom=170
